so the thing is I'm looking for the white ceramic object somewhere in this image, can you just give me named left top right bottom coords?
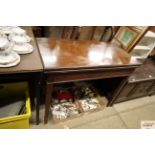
left=0, top=33, right=20, bottom=67
left=0, top=51, right=20, bottom=67
left=11, top=27, right=26, bottom=36
left=0, top=34, right=9, bottom=50
left=0, top=39, right=9, bottom=50
left=9, top=35, right=31, bottom=43
left=11, top=35, right=28, bottom=44
left=0, top=26, right=18, bottom=34
left=13, top=43, right=33, bottom=54
left=9, top=27, right=31, bottom=42
left=9, top=27, right=31, bottom=43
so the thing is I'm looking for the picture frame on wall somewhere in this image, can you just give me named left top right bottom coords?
left=114, top=26, right=139, bottom=50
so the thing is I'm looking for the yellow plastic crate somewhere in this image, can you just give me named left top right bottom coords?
left=0, top=82, right=31, bottom=129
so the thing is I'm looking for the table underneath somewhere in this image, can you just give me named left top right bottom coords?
left=0, top=27, right=43, bottom=125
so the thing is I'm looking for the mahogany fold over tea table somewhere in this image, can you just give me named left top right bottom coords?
left=37, top=38, right=142, bottom=124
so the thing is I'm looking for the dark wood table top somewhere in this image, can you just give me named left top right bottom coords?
left=128, top=58, right=155, bottom=83
left=0, top=27, right=43, bottom=75
left=37, top=38, right=143, bottom=72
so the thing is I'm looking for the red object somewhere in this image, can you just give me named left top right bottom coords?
left=54, top=90, right=73, bottom=100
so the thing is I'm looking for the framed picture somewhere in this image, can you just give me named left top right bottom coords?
left=114, top=27, right=138, bottom=50
left=130, top=26, right=147, bottom=32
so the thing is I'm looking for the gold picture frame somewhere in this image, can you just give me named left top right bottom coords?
left=114, top=26, right=139, bottom=50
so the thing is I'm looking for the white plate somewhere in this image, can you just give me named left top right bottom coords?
left=13, top=43, right=33, bottom=54
left=0, top=51, right=20, bottom=67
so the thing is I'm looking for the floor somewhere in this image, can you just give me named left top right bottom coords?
left=30, top=95, right=155, bottom=129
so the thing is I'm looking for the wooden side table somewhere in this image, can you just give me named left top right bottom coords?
left=37, top=38, right=143, bottom=124
left=0, top=27, right=43, bottom=125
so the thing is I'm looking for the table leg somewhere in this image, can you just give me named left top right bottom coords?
left=29, top=79, right=35, bottom=110
left=108, top=76, right=128, bottom=106
left=44, top=83, right=53, bottom=124
left=36, top=83, right=41, bottom=125
left=35, top=73, right=43, bottom=125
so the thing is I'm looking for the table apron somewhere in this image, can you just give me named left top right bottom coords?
left=46, top=67, right=135, bottom=84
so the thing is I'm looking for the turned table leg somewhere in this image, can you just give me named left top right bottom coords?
left=44, top=83, right=53, bottom=124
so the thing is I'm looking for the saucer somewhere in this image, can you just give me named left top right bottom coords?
left=13, top=43, right=33, bottom=54
left=0, top=51, right=20, bottom=67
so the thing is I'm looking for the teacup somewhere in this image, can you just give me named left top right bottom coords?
left=9, top=27, right=30, bottom=44
left=11, top=27, right=26, bottom=37
left=0, top=33, right=9, bottom=52
left=0, top=36, right=14, bottom=57
left=0, top=26, right=18, bottom=35
left=11, top=35, right=27, bottom=45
